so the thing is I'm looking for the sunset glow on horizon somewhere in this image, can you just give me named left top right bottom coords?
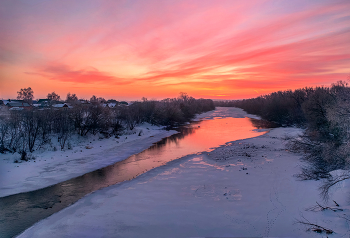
left=1, top=0, right=350, bottom=101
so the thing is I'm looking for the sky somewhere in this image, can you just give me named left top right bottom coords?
left=0, top=0, right=350, bottom=101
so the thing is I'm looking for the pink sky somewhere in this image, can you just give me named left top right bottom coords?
left=0, top=0, right=350, bottom=100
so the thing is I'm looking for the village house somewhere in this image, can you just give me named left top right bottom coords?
left=104, top=103, right=117, bottom=108
left=52, top=103, right=73, bottom=110
left=2, top=100, right=32, bottom=110
left=8, top=102, right=31, bottom=110
left=34, top=99, right=62, bottom=108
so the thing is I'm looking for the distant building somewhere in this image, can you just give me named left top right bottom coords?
left=52, top=103, right=72, bottom=109
left=34, top=99, right=62, bottom=108
left=36, top=99, right=51, bottom=108
left=2, top=99, right=26, bottom=105
left=107, top=103, right=117, bottom=108
left=102, top=103, right=118, bottom=108
left=37, top=99, right=51, bottom=104
left=78, top=99, right=90, bottom=104
left=119, top=101, right=128, bottom=106
left=6, top=102, right=31, bottom=110
left=107, top=99, right=119, bottom=104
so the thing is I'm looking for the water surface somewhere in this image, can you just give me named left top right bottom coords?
left=0, top=117, right=276, bottom=238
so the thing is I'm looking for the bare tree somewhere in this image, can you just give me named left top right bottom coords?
left=178, top=92, right=190, bottom=102
left=37, top=110, right=53, bottom=144
left=118, top=104, right=142, bottom=130
left=22, top=110, right=41, bottom=152
left=56, top=110, right=72, bottom=150
left=0, top=117, right=9, bottom=153
left=47, top=91, right=61, bottom=101
left=98, top=97, right=106, bottom=103
left=90, top=95, right=98, bottom=103
left=305, top=201, right=343, bottom=212
left=326, top=85, right=350, bottom=145
left=66, top=92, right=78, bottom=104
left=296, top=216, right=334, bottom=234
left=17, top=87, right=34, bottom=104
left=7, top=111, right=23, bottom=153
left=86, top=104, right=108, bottom=134
left=70, top=104, right=89, bottom=136
left=90, top=95, right=106, bottom=103
left=320, top=171, right=350, bottom=200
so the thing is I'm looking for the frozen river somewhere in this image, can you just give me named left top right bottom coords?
left=0, top=108, right=276, bottom=237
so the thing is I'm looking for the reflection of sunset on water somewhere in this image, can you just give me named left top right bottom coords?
left=179, top=118, right=267, bottom=152
left=131, top=117, right=269, bottom=171
left=149, top=117, right=278, bottom=154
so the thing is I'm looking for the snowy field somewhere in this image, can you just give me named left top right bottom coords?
left=17, top=108, right=350, bottom=237
left=0, top=123, right=177, bottom=198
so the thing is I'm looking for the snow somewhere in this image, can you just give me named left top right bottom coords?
left=0, top=123, right=177, bottom=198
left=17, top=107, right=350, bottom=237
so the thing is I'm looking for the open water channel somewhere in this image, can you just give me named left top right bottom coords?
left=0, top=114, right=278, bottom=237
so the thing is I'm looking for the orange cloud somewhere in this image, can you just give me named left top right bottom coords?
left=25, top=63, right=132, bottom=85
left=1, top=0, right=350, bottom=100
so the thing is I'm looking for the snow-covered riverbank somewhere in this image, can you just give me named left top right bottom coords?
left=0, top=123, right=177, bottom=198
left=17, top=116, right=350, bottom=237
left=0, top=107, right=260, bottom=198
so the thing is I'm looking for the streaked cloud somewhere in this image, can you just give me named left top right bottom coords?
left=1, top=0, right=350, bottom=99
left=25, top=63, right=131, bottom=85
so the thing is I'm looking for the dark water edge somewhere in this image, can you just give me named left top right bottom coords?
left=0, top=117, right=278, bottom=238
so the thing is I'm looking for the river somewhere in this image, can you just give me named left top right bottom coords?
left=0, top=115, right=277, bottom=238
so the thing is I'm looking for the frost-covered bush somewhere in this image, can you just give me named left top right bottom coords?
left=232, top=81, right=350, bottom=177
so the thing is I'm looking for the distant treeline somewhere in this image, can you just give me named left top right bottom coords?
left=0, top=93, right=214, bottom=160
left=216, top=81, right=350, bottom=177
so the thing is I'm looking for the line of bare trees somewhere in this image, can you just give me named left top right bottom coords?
left=216, top=81, right=350, bottom=179
left=118, top=94, right=215, bottom=130
left=0, top=93, right=214, bottom=161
